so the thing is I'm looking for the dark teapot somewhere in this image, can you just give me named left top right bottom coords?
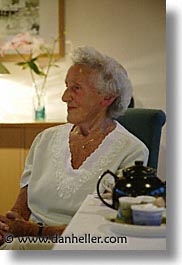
left=96, top=161, right=166, bottom=210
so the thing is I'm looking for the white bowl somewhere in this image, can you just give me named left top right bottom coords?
left=131, top=204, right=164, bottom=226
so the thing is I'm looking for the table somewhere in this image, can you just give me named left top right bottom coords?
left=53, top=195, right=166, bottom=250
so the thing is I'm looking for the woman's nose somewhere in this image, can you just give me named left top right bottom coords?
left=62, top=87, right=72, bottom=102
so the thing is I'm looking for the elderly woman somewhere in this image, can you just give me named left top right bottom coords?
left=0, top=46, right=148, bottom=249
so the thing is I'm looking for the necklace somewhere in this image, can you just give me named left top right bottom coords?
left=69, top=121, right=116, bottom=169
left=70, top=121, right=116, bottom=150
left=70, top=129, right=102, bottom=150
left=81, top=137, right=96, bottom=150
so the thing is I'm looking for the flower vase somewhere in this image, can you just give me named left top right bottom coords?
left=33, top=93, right=46, bottom=121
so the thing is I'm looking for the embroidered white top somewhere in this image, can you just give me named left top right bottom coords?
left=20, top=121, right=149, bottom=226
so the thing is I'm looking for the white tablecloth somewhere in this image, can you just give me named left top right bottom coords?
left=53, top=195, right=166, bottom=250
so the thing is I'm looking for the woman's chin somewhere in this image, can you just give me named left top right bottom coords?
left=67, top=114, right=78, bottom=124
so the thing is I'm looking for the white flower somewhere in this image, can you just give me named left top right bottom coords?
left=0, top=32, right=59, bottom=97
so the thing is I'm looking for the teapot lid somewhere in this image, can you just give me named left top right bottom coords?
left=123, top=161, right=156, bottom=177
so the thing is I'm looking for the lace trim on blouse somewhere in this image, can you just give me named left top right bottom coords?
left=52, top=124, right=129, bottom=199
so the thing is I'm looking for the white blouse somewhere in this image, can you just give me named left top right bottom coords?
left=20, top=121, right=149, bottom=226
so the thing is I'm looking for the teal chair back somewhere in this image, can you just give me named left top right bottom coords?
left=116, top=108, right=166, bottom=170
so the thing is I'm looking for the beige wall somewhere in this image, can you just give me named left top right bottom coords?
left=65, top=0, right=166, bottom=179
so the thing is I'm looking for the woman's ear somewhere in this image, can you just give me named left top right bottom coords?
left=101, top=95, right=116, bottom=107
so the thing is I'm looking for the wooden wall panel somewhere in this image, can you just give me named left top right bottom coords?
left=0, top=128, right=23, bottom=214
left=0, top=123, right=61, bottom=214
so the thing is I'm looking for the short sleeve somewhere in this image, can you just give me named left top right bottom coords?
left=20, top=132, right=42, bottom=188
left=116, top=142, right=149, bottom=177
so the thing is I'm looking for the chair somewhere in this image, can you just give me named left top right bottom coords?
left=116, top=108, right=166, bottom=170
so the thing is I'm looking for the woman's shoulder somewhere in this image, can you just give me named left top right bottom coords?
left=40, top=123, right=72, bottom=136
left=32, top=123, right=72, bottom=144
left=113, top=121, right=147, bottom=150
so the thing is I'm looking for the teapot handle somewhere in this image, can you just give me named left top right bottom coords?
left=96, top=170, right=118, bottom=209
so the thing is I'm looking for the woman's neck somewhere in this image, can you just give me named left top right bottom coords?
left=74, top=116, right=115, bottom=137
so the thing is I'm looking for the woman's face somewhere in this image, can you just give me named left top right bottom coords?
left=62, top=64, right=107, bottom=125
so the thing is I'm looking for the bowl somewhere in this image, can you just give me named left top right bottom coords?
left=131, top=204, right=164, bottom=226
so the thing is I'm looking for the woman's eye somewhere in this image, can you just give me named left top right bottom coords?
left=73, top=85, right=80, bottom=90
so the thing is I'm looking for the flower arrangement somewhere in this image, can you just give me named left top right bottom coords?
left=0, top=32, right=59, bottom=120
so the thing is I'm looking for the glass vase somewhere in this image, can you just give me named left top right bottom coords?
left=33, top=93, right=46, bottom=121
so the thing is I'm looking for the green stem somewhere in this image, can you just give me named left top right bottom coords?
left=13, top=38, right=58, bottom=104
left=14, top=46, right=27, bottom=62
left=14, top=46, right=39, bottom=100
left=30, top=69, right=38, bottom=95
left=40, top=38, right=57, bottom=94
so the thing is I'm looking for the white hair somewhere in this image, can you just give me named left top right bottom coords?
left=71, top=46, right=133, bottom=118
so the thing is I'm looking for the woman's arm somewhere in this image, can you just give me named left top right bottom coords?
left=9, top=186, right=31, bottom=221
left=0, top=186, right=31, bottom=245
left=9, top=186, right=67, bottom=236
left=0, top=185, right=66, bottom=244
left=0, top=215, right=66, bottom=238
